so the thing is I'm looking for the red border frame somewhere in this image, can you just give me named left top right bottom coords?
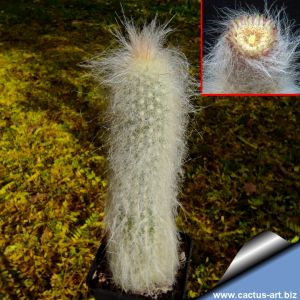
left=199, top=0, right=300, bottom=97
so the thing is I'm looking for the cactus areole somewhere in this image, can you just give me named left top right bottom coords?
left=86, top=19, right=193, bottom=299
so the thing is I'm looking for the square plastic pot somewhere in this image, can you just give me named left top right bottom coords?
left=86, top=232, right=192, bottom=300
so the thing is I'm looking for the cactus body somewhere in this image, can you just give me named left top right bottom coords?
left=88, top=20, right=191, bottom=294
left=203, top=8, right=300, bottom=93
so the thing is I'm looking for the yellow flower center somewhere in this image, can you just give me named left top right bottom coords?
left=227, top=15, right=277, bottom=58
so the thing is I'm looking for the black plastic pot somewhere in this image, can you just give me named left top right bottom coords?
left=87, top=232, right=192, bottom=300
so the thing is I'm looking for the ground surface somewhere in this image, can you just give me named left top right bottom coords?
left=0, top=1, right=299, bottom=299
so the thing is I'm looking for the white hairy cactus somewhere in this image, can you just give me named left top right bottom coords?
left=203, top=6, right=300, bottom=93
left=87, top=19, right=192, bottom=294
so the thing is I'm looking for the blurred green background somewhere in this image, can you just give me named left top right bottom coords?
left=0, top=0, right=299, bottom=299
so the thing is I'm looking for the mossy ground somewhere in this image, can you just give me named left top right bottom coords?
left=0, top=1, right=299, bottom=299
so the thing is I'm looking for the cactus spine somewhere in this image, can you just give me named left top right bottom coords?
left=88, top=20, right=192, bottom=294
left=203, top=7, right=300, bottom=93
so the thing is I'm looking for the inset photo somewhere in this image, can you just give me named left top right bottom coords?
left=201, top=0, right=300, bottom=96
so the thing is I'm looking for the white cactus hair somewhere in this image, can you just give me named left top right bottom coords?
left=203, top=1, right=300, bottom=93
left=85, top=16, right=193, bottom=295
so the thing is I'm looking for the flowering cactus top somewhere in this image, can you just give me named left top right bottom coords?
left=227, top=14, right=277, bottom=58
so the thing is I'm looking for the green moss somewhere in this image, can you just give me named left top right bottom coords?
left=1, top=1, right=299, bottom=299
left=179, top=98, right=300, bottom=297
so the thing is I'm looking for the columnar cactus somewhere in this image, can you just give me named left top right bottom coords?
left=203, top=7, right=300, bottom=93
left=88, top=20, right=192, bottom=295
